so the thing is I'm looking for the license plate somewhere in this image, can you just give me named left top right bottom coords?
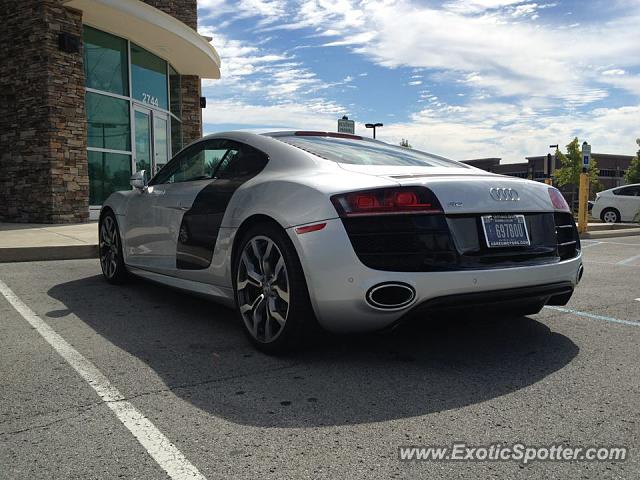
left=481, top=214, right=530, bottom=248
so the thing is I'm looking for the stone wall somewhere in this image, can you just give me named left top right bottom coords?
left=180, top=75, right=203, bottom=146
left=0, top=0, right=88, bottom=223
left=143, top=0, right=202, bottom=144
left=0, top=0, right=203, bottom=224
left=142, top=0, right=198, bottom=30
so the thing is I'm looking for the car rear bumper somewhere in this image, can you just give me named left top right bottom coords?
left=288, top=218, right=583, bottom=332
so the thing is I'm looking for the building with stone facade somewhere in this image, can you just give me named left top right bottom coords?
left=0, top=0, right=220, bottom=223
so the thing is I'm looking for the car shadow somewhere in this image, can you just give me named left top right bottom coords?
left=47, top=274, right=578, bottom=428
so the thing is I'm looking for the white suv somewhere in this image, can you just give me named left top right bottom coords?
left=592, top=183, right=640, bottom=223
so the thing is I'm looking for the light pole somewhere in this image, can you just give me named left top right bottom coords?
left=365, top=122, right=383, bottom=139
left=545, top=144, right=558, bottom=186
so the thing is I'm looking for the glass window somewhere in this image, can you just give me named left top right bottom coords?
left=134, top=110, right=151, bottom=173
left=88, top=151, right=132, bottom=205
left=86, top=92, right=131, bottom=151
left=217, top=141, right=268, bottom=179
left=169, top=65, right=181, bottom=118
left=83, top=26, right=128, bottom=95
left=152, top=141, right=236, bottom=185
left=131, top=43, right=168, bottom=110
left=275, top=135, right=465, bottom=168
left=614, top=186, right=640, bottom=196
left=171, top=117, right=183, bottom=154
left=154, top=115, right=169, bottom=173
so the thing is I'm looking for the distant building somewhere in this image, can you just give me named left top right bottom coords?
left=337, top=116, right=355, bottom=134
left=524, top=154, right=633, bottom=191
left=462, top=153, right=635, bottom=201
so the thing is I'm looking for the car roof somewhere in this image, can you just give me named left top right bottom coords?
left=263, top=130, right=368, bottom=141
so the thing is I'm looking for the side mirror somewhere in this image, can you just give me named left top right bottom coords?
left=130, top=170, right=147, bottom=190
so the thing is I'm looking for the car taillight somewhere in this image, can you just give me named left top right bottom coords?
left=331, top=187, right=443, bottom=217
left=548, top=187, right=570, bottom=212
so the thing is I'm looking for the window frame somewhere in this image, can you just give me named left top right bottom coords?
left=149, top=139, right=231, bottom=185
left=83, top=25, right=129, bottom=96
left=276, top=135, right=464, bottom=168
left=215, top=140, right=270, bottom=180
left=613, top=186, right=640, bottom=197
left=85, top=91, right=132, bottom=152
left=83, top=26, right=185, bottom=209
left=149, top=139, right=270, bottom=185
left=130, top=42, right=170, bottom=110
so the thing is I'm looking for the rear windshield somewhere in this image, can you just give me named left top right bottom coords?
left=276, top=135, right=465, bottom=168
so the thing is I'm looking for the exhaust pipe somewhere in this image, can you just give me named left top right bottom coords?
left=366, top=282, right=416, bottom=310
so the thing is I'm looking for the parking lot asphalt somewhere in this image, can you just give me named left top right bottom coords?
left=1, top=236, right=639, bottom=479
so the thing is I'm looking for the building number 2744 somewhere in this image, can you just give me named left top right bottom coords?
left=142, top=93, right=160, bottom=107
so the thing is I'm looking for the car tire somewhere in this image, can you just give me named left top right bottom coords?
left=233, top=222, right=318, bottom=354
left=99, top=210, right=128, bottom=284
left=601, top=207, right=620, bottom=223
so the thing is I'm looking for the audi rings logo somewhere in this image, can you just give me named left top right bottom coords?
left=490, top=187, right=519, bottom=201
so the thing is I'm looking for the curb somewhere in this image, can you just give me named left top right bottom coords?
left=0, top=245, right=98, bottom=263
left=586, top=223, right=640, bottom=232
left=1, top=228, right=637, bottom=262
left=580, top=229, right=640, bottom=240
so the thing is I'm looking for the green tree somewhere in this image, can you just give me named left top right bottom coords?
left=623, top=138, right=640, bottom=184
left=399, top=138, right=412, bottom=148
left=554, top=137, right=600, bottom=190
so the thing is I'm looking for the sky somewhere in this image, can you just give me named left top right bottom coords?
left=196, top=0, right=640, bottom=163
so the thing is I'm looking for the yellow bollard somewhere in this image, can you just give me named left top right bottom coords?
left=577, top=172, right=589, bottom=234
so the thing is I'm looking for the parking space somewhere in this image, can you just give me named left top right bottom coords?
left=1, top=237, right=639, bottom=479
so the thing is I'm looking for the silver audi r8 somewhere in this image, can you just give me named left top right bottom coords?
left=100, top=131, right=583, bottom=353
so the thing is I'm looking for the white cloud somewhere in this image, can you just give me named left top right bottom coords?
left=197, top=0, right=640, bottom=163
left=598, top=75, right=640, bottom=96
left=198, top=27, right=344, bottom=105
left=602, top=69, right=626, bottom=76
left=202, top=100, right=640, bottom=164
left=376, top=103, right=640, bottom=163
left=198, top=28, right=290, bottom=87
left=198, top=0, right=287, bottom=25
left=443, top=0, right=525, bottom=14
left=202, top=100, right=343, bottom=130
left=238, top=0, right=640, bottom=105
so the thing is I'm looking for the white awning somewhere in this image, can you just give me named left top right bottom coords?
left=64, top=0, right=221, bottom=78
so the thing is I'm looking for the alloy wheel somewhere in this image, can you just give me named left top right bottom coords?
left=603, top=210, right=618, bottom=223
left=236, top=236, right=290, bottom=343
left=99, top=215, right=120, bottom=279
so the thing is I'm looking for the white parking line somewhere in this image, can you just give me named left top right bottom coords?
left=581, top=240, right=640, bottom=247
left=617, top=254, right=640, bottom=266
left=584, top=260, right=639, bottom=268
left=544, top=306, right=640, bottom=327
left=0, top=279, right=206, bottom=480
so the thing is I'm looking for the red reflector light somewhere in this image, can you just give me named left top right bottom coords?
left=548, top=187, right=570, bottom=212
left=295, top=223, right=327, bottom=234
left=355, top=194, right=378, bottom=209
left=331, top=187, right=443, bottom=217
left=395, top=191, right=416, bottom=206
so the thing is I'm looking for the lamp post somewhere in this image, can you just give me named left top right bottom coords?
left=365, top=122, right=383, bottom=139
left=545, top=144, right=558, bottom=186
